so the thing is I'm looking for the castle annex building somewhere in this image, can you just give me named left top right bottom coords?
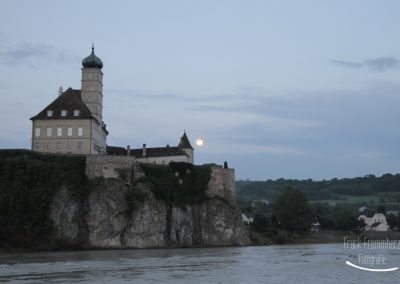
left=30, top=47, right=194, bottom=163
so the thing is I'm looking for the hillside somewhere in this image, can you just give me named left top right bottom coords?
left=236, top=175, right=400, bottom=211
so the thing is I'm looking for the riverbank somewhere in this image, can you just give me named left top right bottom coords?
left=249, top=230, right=360, bottom=245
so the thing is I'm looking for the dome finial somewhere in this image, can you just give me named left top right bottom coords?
left=82, top=44, right=103, bottom=69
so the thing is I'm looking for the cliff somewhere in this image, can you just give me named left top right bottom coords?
left=0, top=150, right=249, bottom=249
left=51, top=179, right=249, bottom=248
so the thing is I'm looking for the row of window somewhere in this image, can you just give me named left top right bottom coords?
left=35, top=127, right=83, bottom=137
left=47, top=110, right=80, bottom=117
left=34, top=141, right=84, bottom=150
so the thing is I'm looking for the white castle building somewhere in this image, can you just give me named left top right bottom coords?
left=31, top=46, right=194, bottom=164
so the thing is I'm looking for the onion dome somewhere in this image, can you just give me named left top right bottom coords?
left=82, top=45, right=103, bottom=69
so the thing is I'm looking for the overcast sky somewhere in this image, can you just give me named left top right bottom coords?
left=1, top=0, right=400, bottom=180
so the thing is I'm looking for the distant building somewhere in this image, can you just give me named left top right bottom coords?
left=251, top=199, right=269, bottom=208
left=310, top=221, right=321, bottom=232
left=242, top=213, right=254, bottom=225
left=30, top=46, right=108, bottom=155
left=359, top=212, right=389, bottom=232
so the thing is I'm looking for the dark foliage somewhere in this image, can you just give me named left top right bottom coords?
left=272, top=187, right=313, bottom=231
left=140, top=162, right=211, bottom=206
left=0, top=150, right=87, bottom=248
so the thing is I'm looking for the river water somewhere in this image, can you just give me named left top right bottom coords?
left=0, top=243, right=399, bottom=283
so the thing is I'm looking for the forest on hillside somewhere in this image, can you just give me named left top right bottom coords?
left=236, top=174, right=400, bottom=210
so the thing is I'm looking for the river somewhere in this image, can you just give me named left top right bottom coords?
left=0, top=243, right=399, bottom=283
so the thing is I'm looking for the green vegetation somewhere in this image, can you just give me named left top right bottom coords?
left=272, top=187, right=313, bottom=231
left=140, top=162, right=211, bottom=206
left=0, top=150, right=88, bottom=248
left=246, top=187, right=364, bottom=244
left=237, top=174, right=400, bottom=210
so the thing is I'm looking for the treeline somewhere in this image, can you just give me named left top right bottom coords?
left=237, top=173, right=400, bottom=202
left=248, top=187, right=364, bottom=244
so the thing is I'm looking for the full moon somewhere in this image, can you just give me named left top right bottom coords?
left=195, top=139, right=204, bottom=146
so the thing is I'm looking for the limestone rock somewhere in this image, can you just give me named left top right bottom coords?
left=122, top=198, right=167, bottom=248
left=85, top=179, right=129, bottom=248
left=49, top=179, right=250, bottom=249
left=50, top=186, right=80, bottom=245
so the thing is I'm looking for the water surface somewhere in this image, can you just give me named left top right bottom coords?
left=0, top=244, right=399, bottom=283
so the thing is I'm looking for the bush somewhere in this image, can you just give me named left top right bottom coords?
left=140, top=162, right=211, bottom=206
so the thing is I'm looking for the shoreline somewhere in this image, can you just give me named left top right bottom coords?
left=2, top=231, right=399, bottom=254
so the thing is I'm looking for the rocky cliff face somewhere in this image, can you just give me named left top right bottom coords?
left=50, top=179, right=250, bottom=248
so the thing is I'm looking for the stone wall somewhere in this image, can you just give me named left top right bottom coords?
left=86, top=155, right=136, bottom=180
left=86, top=158, right=236, bottom=205
left=207, top=165, right=236, bottom=205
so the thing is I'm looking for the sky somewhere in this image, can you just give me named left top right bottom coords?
left=1, top=0, right=400, bottom=181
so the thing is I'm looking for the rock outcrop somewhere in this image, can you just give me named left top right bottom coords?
left=50, top=178, right=250, bottom=248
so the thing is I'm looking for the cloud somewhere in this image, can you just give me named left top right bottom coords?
left=0, top=43, right=80, bottom=66
left=331, top=57, right=400, bottom=71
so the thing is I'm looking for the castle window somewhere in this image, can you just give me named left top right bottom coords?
left=77, top=142, right=83, bottom=150
left=78, top=127, right=83, bottom=137
left=35, top=142, right=39, bottom=149
left=46, top=142, right=51, bottom=149
left=67, top=127, right=72, bottom=137
left=67, top=142, right=73, bottom=149
left=73, top=110, right=80, bottom=116
left=47, top=110, right=53, bottom=117
left=46, top=128, right=52, bottom=137
left=56, top=142, right=62, bottom=149
left=57, top=127, right=62, bottom=137
left=35, top=127, right=40, bottom=137
left=61, top=110, right=67, bottom=116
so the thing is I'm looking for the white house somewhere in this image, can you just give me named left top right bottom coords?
left=358, top=213, right=389, bottom=232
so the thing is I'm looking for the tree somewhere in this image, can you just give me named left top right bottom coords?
left=272, top=187, right=312, bottom=231
left=251, top=214, right=269, bottom=232
left=329, top=205, right=363, bottom=231
left=386, top=213, right=398, bottom=230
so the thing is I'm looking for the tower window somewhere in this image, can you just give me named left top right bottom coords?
left=73, top=110, right=80, bottom=116
left=35, top=127, right=40, bottom=137
left=46, top=128, right=52, bottom=137
left=61, top=110, right=67, bottom=116
left=47, top=110, right=53, bottom=117
left=57, top=127, right=62, bottom=137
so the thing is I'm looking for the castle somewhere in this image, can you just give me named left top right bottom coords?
left=30, top=46, right=193, bottom=164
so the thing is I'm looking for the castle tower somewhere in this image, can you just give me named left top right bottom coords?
left=178, top=131, right=194, bottom=163
left=81, top=45, right=104, bottom=122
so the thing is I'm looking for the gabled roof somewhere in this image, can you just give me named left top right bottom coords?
left=178, top=132, right=194, bottom=149
left=106, top=145, right=188, bottom=158
left=30, top=88, right=93, bottom=121
left=370, top=222, right=382, bottom=228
